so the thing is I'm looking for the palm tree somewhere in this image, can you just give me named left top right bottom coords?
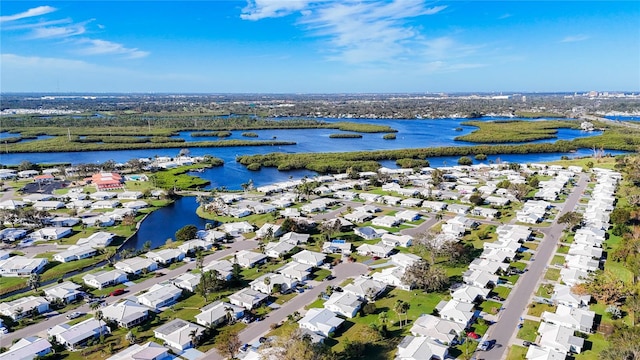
left=189, top=329, right=199, bottom=347
left=27, top=273, right=40, bottom=291
left=378, top=311, right=388, bottom=326
left=394, top=300, right=407, bottom=328
left=95, top=310, right=104, bottom=342
left=224, top=306, right=235, bottom=325
left=125, top=330, right=136, bottom=344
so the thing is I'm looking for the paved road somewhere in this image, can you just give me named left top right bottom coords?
left=481, top=173, right=588, bottom=360
left=203, top=261, right=368, bottom=360
left=0, top=239, right=258, bottom=346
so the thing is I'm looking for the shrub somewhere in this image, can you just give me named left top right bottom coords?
left=474, top=153, right=487, bottom=160
left=458, top=156, right=473, bottom=165
left=383, top=133, right=396, bottom=140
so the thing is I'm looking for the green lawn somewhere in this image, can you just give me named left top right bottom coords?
left=550, top=255, right=565, bottom=266
left=506, top=345, right=528, bottom=360
left=574, top=333, right=610, bottom=360
left=491, top=285, right=512, bottom=300
left=536, top=284, right=554, bottom=299
left=516, top=319, right=539, bottom=342
left=544, top=268, right=561, bottom=281
left=478, top=300, right=503, bottom=315
left=527, top=303, right=556, bottom=317
left=556, top=245, right=570, bottom=254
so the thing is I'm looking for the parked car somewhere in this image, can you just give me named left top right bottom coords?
left=325, top=275, right=336, bottom=280
left=479, top=340, right=495, bottom=351
left=110, top=288, right=125, bottom=296
left=523, top=341, right=533, bottom=347
left=66, top=312, right=83, bottom=320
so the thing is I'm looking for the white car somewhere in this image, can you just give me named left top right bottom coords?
left=66, top=312, right=83, bottom=320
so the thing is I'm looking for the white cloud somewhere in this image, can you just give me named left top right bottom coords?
left=561, top=34, right=589, bottom=43
left=241, top=0, right=314, bottom=20
left=28, top=22, right=87, bottom=39
left=76, top=39, right=150, bottom=59
left=0, top=6, right=57, bottom=23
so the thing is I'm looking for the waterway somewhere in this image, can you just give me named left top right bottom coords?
left=0, top=117, right=614, bottom=190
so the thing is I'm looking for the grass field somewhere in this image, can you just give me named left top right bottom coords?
left=516, top=319, right=539, bottom=342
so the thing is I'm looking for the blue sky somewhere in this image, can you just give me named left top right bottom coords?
left=1, top=1, right=639, bottom=93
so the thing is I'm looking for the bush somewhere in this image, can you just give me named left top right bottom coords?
left=458, top=156, right=473, bottom=165
left=383, top=133, right=396, bottom=140
left=362, top=302, right=377, bottom=315
left=247, top=163, right=261, bottom=171
left=474, top=153, right=487, bottom=160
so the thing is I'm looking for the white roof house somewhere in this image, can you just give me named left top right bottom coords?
left=356, top=242, right=394, bottom=258
left=468, top=258, right=509, bottom=275
left=256, top=223, right=284, bottom=239
left=137, top=283, right=183, bottom=310
left=410, top=314, right=464, bottom=345
left=462, top=269, right=499, bottom=288
left=47, top=318, right=110, bottom=351
left=83, top=269, right=128, bottom=289
left=32, top=201, right=65, bottom=211
left=450, top=284, right=490, bottom=304
left=264, top=241, right=296, bottom=258
left=0, top=256, right=47, bottom=276
left=371, top=266, right=412, bottom=290
left=435, top=299, right=476, bottom=327
left=250, top=273, right=298, bottom=294
left=195, top=301, right=244, bottom=328
left=381, top=233, right=413, bottom=248
left=220, top=221, right=254, bottom=236
left=229, top=288, right=268, bottom=309
left=153, top=319, right=205, bottom=351
left=202, top=259, right=234, bottom=281
left=0, top=337, right=52, bottom=360
left=564, top=254, right=599, bottom=273
left=389, top=253, right=421, bottom=269
left=541, top=304, right=595, bottom=333
left=277, top=261, right=312, bottom=281
left=101, top=300, right=149, bottom=329
left=172, top=272, right=201, bottom=292
left=322, top=239, right=353, bottom=255
left=106, top=342, right=170, bottom=360
left=354, top=226, right=387, bottom=240
left=298, top=308, right=344, bottom=337
left=372, top=216, right=401, bottom=228
left=280, top=232, right=310, bottom=245
left=177, top=239, right=213, bottom=254
left=0, top=296, right=49, bottom=320
left=43, top=281, right=82, bottom=304
left=114, top=257, right=158, bottom=275
left=343, top=276, right=387, bottom=301
left=396, top=335, right=449, bottom=360
left=525, top=346, right=567, bottom=360
left=53, top=246, right=97, bottom=263
left=145, top=249, right=185, bottom=265
left=292, top=250, right=325, bottom=267
left=559, top=268, right=590, bottom=287
left=551, top=284, right=591, bottom=307
left=30, top=227, right=72, bottom=241
left=323, top=291, right=363, bottom=318
left=233, top=250, right=267, bottom=268
left=395, top=210, right=420, bottom=222
left=76, top=231, right=116, bottom=248
left=538, top=322, right=585, bottom=354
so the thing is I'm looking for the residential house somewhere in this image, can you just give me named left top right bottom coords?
left=468, top=258, right=509, bottom=275
left=76, top=231, right=115, bottom=248
left=277, top=261, right=312, bottom=281
left=250, top=273, right=298, bottom=294
left=30, top=227, right=72, bottom=241
left=541, top=304, right=595, bottom=333
left=372, top=216, right=401, bottom=228
left=344, top=211, right=374, bottom=224
left=32, top=201, right=65, bottom=211
left=256, top=223, right=284, bottom=239
left=0, top=296, right=49, bottom=320
left=280, top=232, right=310, bottom=245
left=343, top=276, right=387, bottom=301
left=462, top=269, right=499, bottom=288
left=0, top=256, right=48, bottom=276
left=83, top=269, right=128, bottom=289
left=202, top=259, right=234, bottom=281
left=44, top=281, right=82, bottom=304
left=435, top=299, right=476, bottom=327
left=551, top=284, right=590, bottom=308
left=153, top=319, right=205, bottom=351
left=538, top=322, right=585, bottom=354
left=324, top=291, right=363, bottom=318
left=117, top=191, right=143, bottom=200
left=356, top=242, right=395, bottom=258
left=115, top=257, right=158, bottom=275
left=396, top=335, right=449, bottom=360
left=298, top=308, right=344, bottom=337
left=395, top=210, right=420, bottom=222
left=381, top=233, right=413, bottom=248
left=195, top=301, right=244, bottom=328
left=145, top=249, right=185, bottom=265
left=172, top=272, right=201, bottom=292
left=178, top=239, right=213, bottom=254
left=410, top=314, right=464, bottom=345
left=53, top=246, right=97, bottom=263
left=0, top=337, right=52, bottom=360
left=137, top=283, right=183, bottom=310
left=525, top=345, right=567, bottom=360
left=354, top=226, right=387, bottom=240
left=447, top=204, right=470, bottom=215
left=220, top=222, right=254, bottom=236
left=322, top=239, right=353, bottom=255
left=264, top=241, right=296, bottom=259
left=292, top=250, right=326, bottom=267
left=371, top=266, right=412, bottom=290
left=0, top=228, right=28, bottom=242
left=389, top=253, right=421, bottom=269
left=400, top=198, right=423, bottom=208
left=450, top=284, right=490, bottom=304
left=106, top=342, right=170, bottom=360
left=229, top=288, right=268, bottom=309
left=48, top=318, right=110, bottom=351
left=101, top=300, right=149, bottom=329
left=234, top=250, right=268, bottom=268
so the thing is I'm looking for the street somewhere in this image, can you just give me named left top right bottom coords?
left=481, top=173, right=588, bottom=360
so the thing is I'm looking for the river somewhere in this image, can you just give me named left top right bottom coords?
left=0, top=117, right=617, bottom=190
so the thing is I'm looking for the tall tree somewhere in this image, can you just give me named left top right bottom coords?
left=558, top=211, right=583, bottom=230
left=27, top=273, right=40, bottom=291
left=215, top=330, right=242, bottom=360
